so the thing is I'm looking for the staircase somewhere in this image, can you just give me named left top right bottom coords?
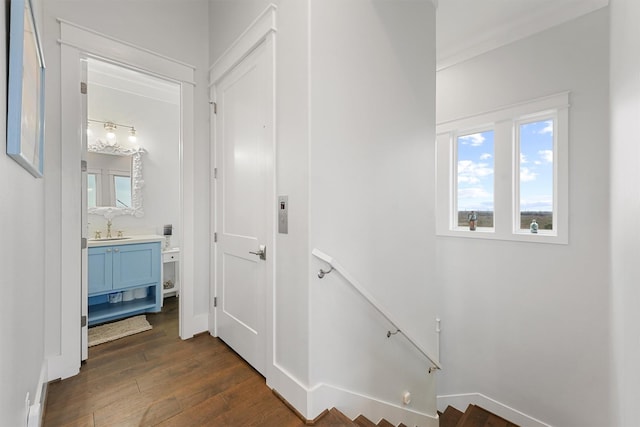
left=439, top=404, right=520, bottom=427
left=311, top=408, right=407, bottom=427
left=314, top=404, right=520, bottom=427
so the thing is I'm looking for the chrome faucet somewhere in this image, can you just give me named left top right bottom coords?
left=106, top=219, right=113, bottom=239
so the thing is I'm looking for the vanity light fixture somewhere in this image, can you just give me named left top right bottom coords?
left=88, top=119, right=139, bottom=145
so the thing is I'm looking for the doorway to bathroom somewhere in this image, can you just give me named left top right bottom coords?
left=81, top=57, right=182, bottom=358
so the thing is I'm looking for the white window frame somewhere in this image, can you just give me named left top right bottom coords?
left=436, top=92, right=569, bottom=244
left=453, top=126, right=496, bottom=233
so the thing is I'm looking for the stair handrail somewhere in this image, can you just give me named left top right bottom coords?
left=312, top=248, right=441, bottom=373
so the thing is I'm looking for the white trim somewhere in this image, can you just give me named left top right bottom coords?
left=267, top=363, right=312, bottom=419
left=435, top=92, right=569, bottom=245
left=54, top=21, right=196, bottom=381
left=436, top=1, right=608, bottom=71
left=27, top=361, right=48, bottom=427
left=58, top=19, right=195, bottom=85
left=191, top=312, right=209, bottom=335
left=208, top=3, right=277, bottom=84
left=209, top=0, right=277, bottom=387
left=437, top=393, right=553, bottom=427
left=437, top=92, right=570, bottom=133
left=268, top=364, right=438, bottom=426
left=310, top=383, right=438, bottom=427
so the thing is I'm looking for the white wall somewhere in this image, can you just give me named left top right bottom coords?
left=0, top=0, right=47, bottom=423
left=610, top=1, right=640, bottom=425
left=308, top=0, right=438, bottom=418
left=436, top=9, right=611, bottom=427
left=87, top=83, right=181, bottom=244
left=209, top=1, right=439, bottom=423
left=43, top=0, right=210, bottom=367
left=209, top=0, right=313, bottom=399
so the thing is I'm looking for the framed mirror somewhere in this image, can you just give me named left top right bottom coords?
left=87, top=140, right=145, bottom=218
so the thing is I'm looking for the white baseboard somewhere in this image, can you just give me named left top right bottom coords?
left=267, top=363, right=312, bottom=419
left=268, top=365, right=438, bottom=427
left=191, top=312, right=209, bottom=335
left=27, top=361, right=48, bottom=427
left=437, top=393, right=552, bottom=427
left=310, top=384, right=438, bottom=427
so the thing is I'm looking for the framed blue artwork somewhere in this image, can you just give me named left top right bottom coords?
left=7, top=0, right=46, bottom=178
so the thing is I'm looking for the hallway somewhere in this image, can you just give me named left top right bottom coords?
left=44, top=298, right=303, bottom=426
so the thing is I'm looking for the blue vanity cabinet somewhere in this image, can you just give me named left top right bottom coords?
left=87, top=246, right=113, bottom=294
left=88, top=241, right=162, bottom=326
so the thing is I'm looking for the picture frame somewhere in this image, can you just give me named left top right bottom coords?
left=7, top=0, right=46, bottom=178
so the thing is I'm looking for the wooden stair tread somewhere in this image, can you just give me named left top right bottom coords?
left=376, top=419, right=395, bottom=427
left=354, top=414, right=377, bottom=427
left=456, top=404, right=520, bottom=427
left=315, top=407, right=357, bottom=425
left=439, top=405, right=464, bottom=427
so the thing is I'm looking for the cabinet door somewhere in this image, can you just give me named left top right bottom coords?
left=113, top=243, right=160, bottom=289
left=88, top=247, right=113, bottom=294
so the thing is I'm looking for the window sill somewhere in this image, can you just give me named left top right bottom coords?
left=437, top=227, right=567, bottom=245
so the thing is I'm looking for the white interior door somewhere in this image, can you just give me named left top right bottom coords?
left=214, top=38, right=273, bottom=377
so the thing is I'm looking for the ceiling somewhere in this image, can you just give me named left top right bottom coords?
left=436, top=0, right=609, bottom=70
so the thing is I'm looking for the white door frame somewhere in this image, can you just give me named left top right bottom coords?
left=53, top=19, right=196, bottom=380
left=209, top=5, right=277, bottom=380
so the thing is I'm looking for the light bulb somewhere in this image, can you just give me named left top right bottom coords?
left=104, top=122, right=117, bottom=140
left=128, top=127, right=137, bottom=143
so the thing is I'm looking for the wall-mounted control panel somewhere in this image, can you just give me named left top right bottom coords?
left=278, top=196, right=288, bottom=234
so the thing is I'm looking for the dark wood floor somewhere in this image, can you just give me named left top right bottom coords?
left=43, top=297, right=318, bottom=427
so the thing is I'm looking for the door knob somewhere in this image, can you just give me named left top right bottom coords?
left=249, top=245, right=267, bottom=260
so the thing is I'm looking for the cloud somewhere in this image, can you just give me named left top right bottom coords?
left=459, top=133, right=485, bottom=147
left=539, top=120, right=553, bottom=135
left=520, top=167, right=537, bottom=182
left=458, top=187, right=491, bottom=199
left=479, top=153, right=492, bottom=160
left=538, top=149, right=553, bottom=163
left=458, top=187, right=494, bottom=210
left=520, top=153, right=528, bottom=164
left=458, top=160, right=494, bottom=185
left=520, top=195, right=553, bottom=212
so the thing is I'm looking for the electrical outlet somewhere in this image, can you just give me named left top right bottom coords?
left=402, top=391, right=411, bottom=405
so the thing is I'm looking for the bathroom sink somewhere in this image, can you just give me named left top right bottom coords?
left=89, top=237, right=132, bottom=241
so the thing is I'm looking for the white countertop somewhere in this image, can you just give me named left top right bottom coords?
left=87, top=234, right=165, bottom=248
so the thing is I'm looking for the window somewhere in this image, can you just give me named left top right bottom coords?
left=113, top=175, right=132, bottom=208
left=517, top=118, right=554, bottom=232
left=436, top=92, right=568, bottom=244
left=456, top=130, right=495, bottom=229
left=87, top=173, right=98, bottom=208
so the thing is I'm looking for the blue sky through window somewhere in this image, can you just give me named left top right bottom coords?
left=114, top=176, right=132, bottom=208
left=519, top=120, right=553, bottom=215
left=457, top=130, right=495, bottom=215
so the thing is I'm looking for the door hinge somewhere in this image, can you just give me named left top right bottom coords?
left=213, top=168, right=217, bottom=179
left=213, top=297, right=218, bottom=308
left=213, top=232, right=218, bottom=243
left=81, top=315, right=87, bottom=327
left=81, top=237, right=87, bottom=249
left=81, top=160, right=87, bottom=172
left=80, top=82, right=87, bottom=95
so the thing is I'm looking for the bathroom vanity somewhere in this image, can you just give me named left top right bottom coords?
left=87, top=235, right=163, bottom=326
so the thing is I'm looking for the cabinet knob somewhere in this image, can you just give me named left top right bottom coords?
left=106, top=249, right=112, bottom=253
left=114, top=248, right=120, bottom=252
